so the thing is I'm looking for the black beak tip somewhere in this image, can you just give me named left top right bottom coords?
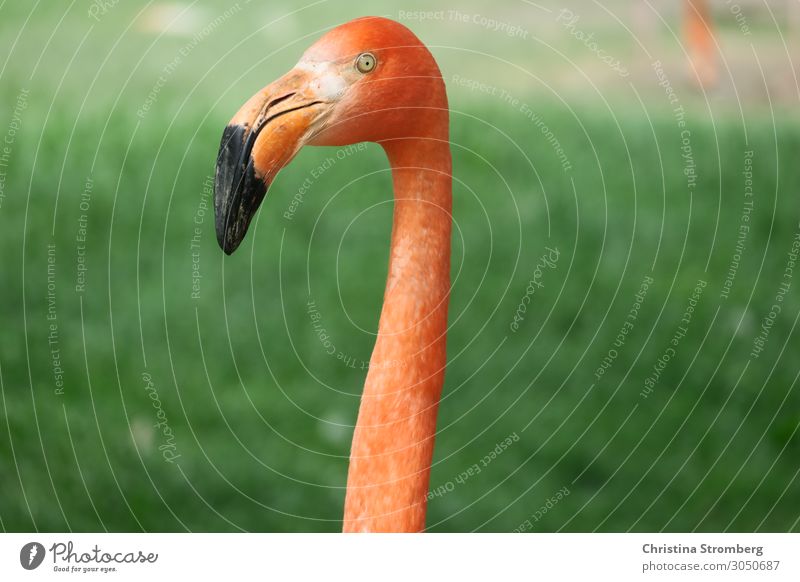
left=218, top=232, right=240, bottom=255
left=214, top=124, right=268, bottom=256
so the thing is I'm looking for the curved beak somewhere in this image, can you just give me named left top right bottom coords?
left=214, top=68, right=328, bottom=254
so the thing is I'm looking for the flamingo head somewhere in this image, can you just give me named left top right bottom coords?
left=214, top=16, right=448, bottom=254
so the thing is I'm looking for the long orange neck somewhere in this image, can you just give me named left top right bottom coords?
left=343, top=138, right=452, bottom=532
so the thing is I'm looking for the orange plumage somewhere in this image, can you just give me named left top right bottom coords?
left=685, top=0, right=717, bottom=88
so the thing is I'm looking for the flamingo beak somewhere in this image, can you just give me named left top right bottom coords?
left=214, top=68, right=327, bottom=254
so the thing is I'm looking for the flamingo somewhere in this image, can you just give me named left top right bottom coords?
left=214, top=17, right=451, bottom=532
left=684, top=0, right=716, bottom=88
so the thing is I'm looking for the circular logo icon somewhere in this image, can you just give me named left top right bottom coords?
left=20, top=542, right=45, bottom=570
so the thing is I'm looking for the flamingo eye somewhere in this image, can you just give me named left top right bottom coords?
left=355, top=52, right=376, bottom=73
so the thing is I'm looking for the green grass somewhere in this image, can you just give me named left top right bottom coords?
left=1, top=1, right=799, bottom=532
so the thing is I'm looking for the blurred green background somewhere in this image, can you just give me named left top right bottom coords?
left=1, top=0, right=798, bottom=532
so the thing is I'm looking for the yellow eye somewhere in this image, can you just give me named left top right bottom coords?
left=355, top=52, right=376, bottom=73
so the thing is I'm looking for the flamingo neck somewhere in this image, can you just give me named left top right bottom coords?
left=343, top=137, right=452, bottom=532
